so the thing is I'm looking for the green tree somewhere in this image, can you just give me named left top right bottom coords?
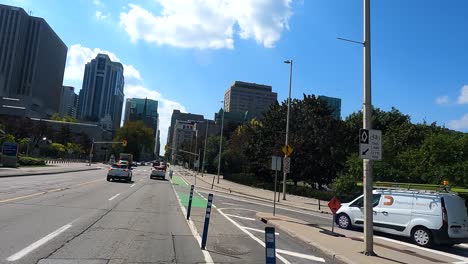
left=51, top=113, right=62, bottom=121
left=112, top=121, right=154, bottom=161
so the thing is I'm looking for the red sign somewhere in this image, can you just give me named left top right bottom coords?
left=328, top=196, right=341, bottom=214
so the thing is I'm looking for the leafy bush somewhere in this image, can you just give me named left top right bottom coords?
left=18, top=156, right=46, bottom=166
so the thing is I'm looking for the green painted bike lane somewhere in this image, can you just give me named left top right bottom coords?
left=172, top=175, right=207, bottom=208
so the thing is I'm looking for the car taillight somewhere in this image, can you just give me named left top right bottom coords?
left=124, top=169, right=129, bottom=172
left=108, top=168, right=112, bottom=171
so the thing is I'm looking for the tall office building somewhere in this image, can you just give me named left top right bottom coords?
left=318, top=95, right=341, bottom=120
left=167, top=110, right=204, bottom=146
left=124, top=98, right=159, bottom=158
left=59, top=86, right=78, bottom=118
left=171, top=120, right=197, bottom=164
left=0, top=4, right=67, bottom=117
left=77, top=54, right=124, bottom=131
left=224, top=81, right=277, bottom=119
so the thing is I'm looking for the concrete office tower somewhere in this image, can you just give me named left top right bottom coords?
left=77, top=54, right=125, bottom=131
left=167, top=110, right=204, bottom=146
left=318, top=95, right=341, bottom=120
left=59, top=86, right=78, bottom=118
left=224, top=81, right=278, bottom=119
left=0, top=4, right=67, bottom=117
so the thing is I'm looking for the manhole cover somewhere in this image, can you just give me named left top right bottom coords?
left=213, top=243, right=250, bottom=256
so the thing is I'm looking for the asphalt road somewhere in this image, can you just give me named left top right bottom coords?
left=1, top=166, right=466, bottom=264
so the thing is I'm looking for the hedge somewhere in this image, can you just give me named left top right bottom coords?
left=18, top=156, right=46, bottom=166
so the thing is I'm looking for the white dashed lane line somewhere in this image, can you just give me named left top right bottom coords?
left=223, top=214, right=256, bottom=221
left=108, top=193, right=121, bottom=201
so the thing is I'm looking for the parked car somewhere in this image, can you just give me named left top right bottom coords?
left=107, top=163, right=132, bottom=182
left=150, top=165, right=166, bottom=180
left=336, top=189, right=468, bottom=247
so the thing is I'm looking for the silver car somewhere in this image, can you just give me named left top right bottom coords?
left=107, top=163, right=132, bottom=182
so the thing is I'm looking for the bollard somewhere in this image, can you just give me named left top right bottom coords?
left=265, top=227, right=276, bottom=264
left=201, top=193, right=213, bottom=250
left=187, top=185, right=194, bottom=220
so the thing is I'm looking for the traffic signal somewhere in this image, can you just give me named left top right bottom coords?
left=122, top=140, right=127, bottom=147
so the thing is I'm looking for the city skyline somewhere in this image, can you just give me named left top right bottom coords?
left=2, top=0, right=467, bottom=150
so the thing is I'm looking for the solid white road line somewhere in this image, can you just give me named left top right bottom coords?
left=372, top=236, right=468, bottom=263
left=276, top=249, right=325, bottom=263
left=130, top=184, right=136, bottom=188
left=170, top=178, right=214, bottom=264
left=222, top=202, right=239, bottom=206
left=241, top=226, right=280, bottom=235
left=196, top=189, right=331, bottom=220
left=6, top=224, right=72, bottom=261
left=108, top=193, right=121, bottom=201
left=224, top=214, right=256, bottom=221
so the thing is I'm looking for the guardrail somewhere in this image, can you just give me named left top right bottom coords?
left=45, top=159, right=88, bottom=164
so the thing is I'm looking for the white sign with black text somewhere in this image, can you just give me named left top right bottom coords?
left=359, top=129, right=382, bottom=160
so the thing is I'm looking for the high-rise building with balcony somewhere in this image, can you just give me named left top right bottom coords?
left=59, top=86, right=78, bottom=118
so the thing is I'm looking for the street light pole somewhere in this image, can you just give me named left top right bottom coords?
left=217, top=104, right=225, bottom=184
left=362, top=0, right=374, bottom=256
left=282, top=59, right=293, bottom=200
left=202, top=120, right=209, bottom=176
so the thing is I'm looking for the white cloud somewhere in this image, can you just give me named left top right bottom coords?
left=457, top=85, right=468, bottom=104
left=435, top=95, right=449, bottom=105
left=64, top=44, right=141, bottom=82
left=448, top=113, right=468, bottom=131
left=95, top=11, right=108, bottom=20
left=64, top=44, right=186, bottom=154
left=119, top=0, right=292, bottom=49
left=93, top=0, right=103, bottom=7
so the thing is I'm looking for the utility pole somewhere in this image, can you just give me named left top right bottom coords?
left=363, top=0, right=374, bottom=256
left=282, top=60, right=293, bottom=200
left=201, top=120, right=209, bottom=177
left=217, top=106, right=225, bottom=184
left=194, top=128, right=198, bottom=172
left=88, top=139, right=94, bottom=166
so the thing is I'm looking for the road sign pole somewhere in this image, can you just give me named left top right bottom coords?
left=265, top=227, right=277, bottom=264
left=273, top=159, right=278, bottom=216
left=201, top=193, right=214, bottom=250
left=363, top=0, right=374, bottom=256
left=332, top=213, right=336, bottom=234
left=187, top=185, right=194, bottom=220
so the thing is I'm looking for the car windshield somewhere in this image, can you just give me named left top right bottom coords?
left=112, top=164, right=127, bottom=169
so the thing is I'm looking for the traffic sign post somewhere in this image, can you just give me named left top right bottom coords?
left=187, top=185, right=194, bottom=220
left=271, top=156, right=282, bottom=216
left=265, top=227, right=276, bottom=264
left=282, top=145, right=293, bottom=156
left=283, top=157, right=291, bottom=173
left=201, top=193, right=213, bottom=250
left=359, top=129, right=382, bottom=160
left=328, top=196, right=342, bottom=234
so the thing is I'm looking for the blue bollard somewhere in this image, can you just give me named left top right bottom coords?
left=265, top=227, right=276, bottom=264
left=201, top=193, right=213, bottom=249
left=187, top=185, right=194, bottom=220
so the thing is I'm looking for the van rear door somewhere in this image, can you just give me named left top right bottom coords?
left=443, top=194, right=468, bottom=239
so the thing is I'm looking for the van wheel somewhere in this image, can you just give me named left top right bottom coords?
left=411, top=227, right=433, bottom=247
left=337, top=213, right=352, bottom=229
left=107, top=176, right=111, bottom=181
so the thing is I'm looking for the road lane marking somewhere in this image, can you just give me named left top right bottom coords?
left=371, top=236, right=468, bottom=263
left=276, top=249, right=326, bottom=262
left=108, top=193, right=121, bottom=201
left=170, top=178, right=214, bottom=263
left=241, top=226, right=279, bottom=235
left=130, top=184, right=136, bottom=188
left=0, top=192, right=46, bottom=203
left=219, top=207, right=259, bottom=213
left=6, top=224, right=72, bottom=261
left=197, top=189, right=331, bottom=220
left=222, top=202, right=238, bottom=206
left=75, top=178, right=104, bottom=187
left=224, top=214, right=256, bottom=221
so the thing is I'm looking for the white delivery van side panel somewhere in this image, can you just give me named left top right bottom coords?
left=442, top=194, right=468, bottom=239
left=411, top=194, right=442, bottom=231
left=376, top=191, right=414, bottom=236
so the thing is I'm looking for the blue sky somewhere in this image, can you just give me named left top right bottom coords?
left=3, top=0, right=468, bottom=147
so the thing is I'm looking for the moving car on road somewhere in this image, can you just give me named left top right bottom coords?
left=336, top=188, right=468, bottom=247
left=107, top=163, right=132, bottom=182
left=150, top=165, right=166, bottom=180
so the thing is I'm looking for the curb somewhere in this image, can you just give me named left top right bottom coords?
left=258, top=214, right=357, bottom=264
left=178, top=170, right=331, bottom=215
left=0, top=167, right=101, bottom=178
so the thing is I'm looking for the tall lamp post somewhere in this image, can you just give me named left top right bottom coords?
left=217, top=102, right=225, bottom=184
left=282, top=59, right=293, bottom=200
left=201, top=120, right=209, bottom=176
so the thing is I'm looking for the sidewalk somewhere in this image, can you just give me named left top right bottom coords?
left=174, top=166, right=332, bottom=214
left=257, top=212, right=463, bottom=264
left=0, top=162, right=102, bottom=177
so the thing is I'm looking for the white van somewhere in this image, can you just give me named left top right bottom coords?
left=336, top=189, right=468, bottom=247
